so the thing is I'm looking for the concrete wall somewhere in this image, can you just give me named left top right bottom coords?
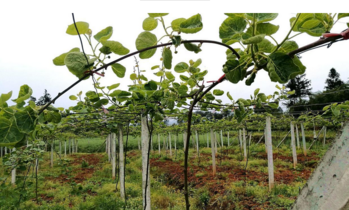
left=292, top=122, right=349, bottom=210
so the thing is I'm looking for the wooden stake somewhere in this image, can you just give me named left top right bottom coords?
left=265, top=117, right=274, bottom=191
left=210, top=128, right=216, bottom=176
left=291, top=122, right=297, bottom=169
left=301, top=123, right=307, bottom=156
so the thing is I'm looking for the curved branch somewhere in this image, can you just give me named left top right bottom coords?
left=39, top=40, right=239, bottom=115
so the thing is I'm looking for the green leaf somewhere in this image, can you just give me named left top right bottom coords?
left=171, top=18, right=186, bottom=31
left=130, top=73, right=137, bottom=80
left=0, top=117, right=25, bottom=147
left=13, top=85, right=32, bottom=104
left=254, top=88, right=260, bottom=97
left=180, top=75, right=189, bottom=81
left=143, top=17, right=158, bottom=31
left=94, top=26, right=113, bottom=42
left=184, top=43, right=201, bottom=53
left=267, top=52, right=305, bottom=84
left=245, top=72, right=256, bottom=86
left=257, top=93, right=267, bottom=102
left=107, top=83, right=120, bottom=91
left=167, top=100, right=175, bottom=110
left=151, top=65, right=160, bottom=70
left=338, top=13, right=349, bottom=20
left=287, top=90, right=295, bottom=95
left=53, top=48, right=80, bottom=66
left=136, top=32, right=158, bottom=59
left=179, top=14, right=203, bottom=34
left=213, top=89, right=224, bottom=96
left=163, top=47, right=172, bottom=69
left=246, top=13, right=278, bottom=23
left=247, top=23, right=279, bottom=36
left=174, top=62, right=188, bottom=73
left=111, top=63, right=126, bottom=78
left=66, top=22, right=89, bottom=35
left=219, top=16, right=247, bottom=44
left=69, top=95, right=77, bottom=100
left=148, top=13, right=168, bottom=17
left=206, top=93, right=215, bottom=101
left=279, top=41, right=298, bottom=53
left=140, top=75, right=148, bottom=81
left=99, top=46, right=111, bottom=55
left=193, top=59, right=202, bottom=67
left=165, top=72, right=175, bottom=81
left=155, top=71, right=164, bottom=77
left=224, top=60, right=243, bottom=84
left=144, top=80, right=157, bottom=91
left=15, top=106, right=36, bottom=133
left=0, top=91, right=12, bottom=107
left=64, top=52, right=95, bottom=79
left=268, top=103, right=278, bottom=109
left=101, top=40, right=129, bottom=55
left=242, top=34, right=265, bottom=45
left=178, top=85, right=188, bottom=95
left=257, top=39, right=275, bottom=53
left=227, top=92, right=233, bottom=101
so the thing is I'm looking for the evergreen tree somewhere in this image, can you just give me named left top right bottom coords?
left=325, top=68, right=344, bottom=90
left=36, top=89, right=52, bottom=106
left=283, top=74, right=312, bottom=108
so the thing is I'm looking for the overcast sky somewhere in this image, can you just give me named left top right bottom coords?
left=1, top=1, right=348, bottom=111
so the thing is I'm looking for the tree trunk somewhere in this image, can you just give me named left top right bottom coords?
left=228, top=131, right=230, bottom=147
left=183, top=132, right=187, bottom=151
left=76, top=140, right=78, bottom=153
left=291, top=122, right=297, bottom=169
left=265, top=117, right=274, bottom=191
left=118, top=125, right=125, bottom=200
left=141, top=116, right=151, bottom=210
left=59, top=141, right=62, bottom=155
left=301, top=123, right=307, bottom=156
left=210, top=129, right=216, bottom=176
left=64, top=140, right=67, bottom=157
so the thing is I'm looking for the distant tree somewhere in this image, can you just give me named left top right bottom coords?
left=36, top=89, right=52, bottom=106
left=283, top=74, right=312, bottom=108
left=325, top=68, right=344, bottom=90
